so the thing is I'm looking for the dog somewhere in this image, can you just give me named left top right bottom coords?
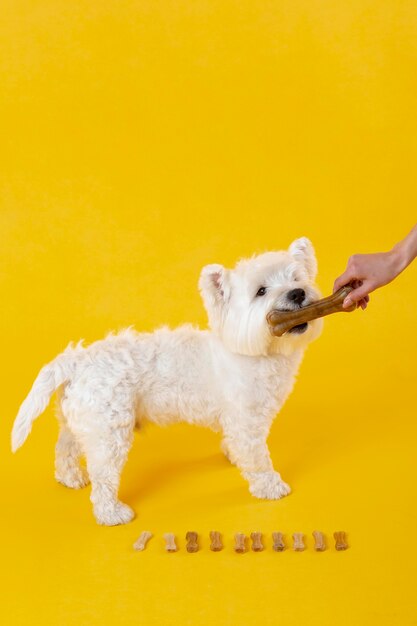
left=12, top=237, right=323, bottom=526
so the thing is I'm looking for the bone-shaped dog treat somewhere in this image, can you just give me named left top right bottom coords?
left=267, top=285, right=356, bottom=337
left=209, top=531, right=223, bottom=552
left=164, top=533, right=178, bottom=553
left=292, top=533, right=305, bottom=551
left=234, top=533, right=247, bottom=553
left=250, top=532, right=264, bottom=552
left=312, top=530, right=326, bottom=552
left=272, top=532, right=285, bottom=552
left=334, top=530, right=348, bottom=551
left=186, top=531, right=199, bottom=553
left=133, top=530, right=153, bottom=551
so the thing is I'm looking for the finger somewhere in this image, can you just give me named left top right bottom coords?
left=343, top=284, right=371, bottom=308
left=333, top=268, right=357, bottom=293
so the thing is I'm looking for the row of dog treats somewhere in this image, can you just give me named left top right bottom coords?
left=133, top=530, right=348, bottom=552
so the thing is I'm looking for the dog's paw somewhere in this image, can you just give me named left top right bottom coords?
left=94, top=501, right=135, bottom=526
left=55, top=467, right=90, bottom=489
left=245, top=471, right=291, bottom=500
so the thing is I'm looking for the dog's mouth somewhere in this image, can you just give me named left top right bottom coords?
left=288, top=322, right=308, bottom=334
left=270, top=302, right=311, bottom=335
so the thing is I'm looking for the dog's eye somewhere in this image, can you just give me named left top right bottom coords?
left=256, top=287, right=267, bottom=297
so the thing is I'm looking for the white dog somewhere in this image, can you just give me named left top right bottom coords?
left=12, top=237, right=323, bottom=526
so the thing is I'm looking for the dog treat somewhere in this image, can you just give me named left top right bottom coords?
left=133, top=530, right=153, bottom=551
left=292, top=533, right=305, bottom=551
left=312, top=530, right=326, bottom=552
left=272, top=532, right=285, bottom=552
left=164, top=533, right=178, bottom=553
left=267, top=285, right=356, bottom=337
left=250, top=532, right=264, bottom=552
left=234, top=533, right=247, bottom=553
left=334, top=531, right=348, bottom=551
left=209, top=531, right=223, bottom=552
left=186, top=531, right=199, bottom=553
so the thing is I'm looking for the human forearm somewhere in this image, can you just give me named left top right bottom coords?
left=333, top=222, right=417, bottom=309
left=390, top=223, right=417, bottom=275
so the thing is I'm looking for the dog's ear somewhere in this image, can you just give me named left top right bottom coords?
left=288, top=237, right=318, bottom=281
left=198, top=264, right=230, bottom=313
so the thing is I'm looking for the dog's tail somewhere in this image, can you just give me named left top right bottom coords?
left=11, top=346, right=81, bottom=453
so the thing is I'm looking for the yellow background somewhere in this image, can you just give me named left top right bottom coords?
left=1, top=1, right=416, bottom=624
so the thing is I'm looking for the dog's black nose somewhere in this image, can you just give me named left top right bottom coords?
left=287, top=288, right=306, bottom=305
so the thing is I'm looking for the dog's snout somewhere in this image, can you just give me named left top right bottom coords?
left=287, top=288, right=306, bottom=305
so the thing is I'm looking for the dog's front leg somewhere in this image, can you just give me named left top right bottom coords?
left=222, top=427, right=291, bottom=500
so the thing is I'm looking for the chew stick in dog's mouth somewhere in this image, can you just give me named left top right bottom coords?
left=266, top=285, right=356, bottom=337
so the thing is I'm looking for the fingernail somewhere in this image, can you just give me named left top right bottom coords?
left=343, top=297, right=352, bottom=308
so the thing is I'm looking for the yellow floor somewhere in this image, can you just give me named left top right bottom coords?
left=1, top=1, right=417, bottom=624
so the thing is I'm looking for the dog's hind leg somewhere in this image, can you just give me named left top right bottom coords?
left=220, top=439, right=236, bottom=465
left=79, top=417, right=135, bottom=526
left=55, top=425, right=90, bottom=489
left=54, top=390, right=89, bottom=489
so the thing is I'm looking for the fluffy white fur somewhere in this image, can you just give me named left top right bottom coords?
left=12, top=237, right=323, bottom=526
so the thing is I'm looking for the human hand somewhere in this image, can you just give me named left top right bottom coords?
left=333, top=251, right=401, bottom=309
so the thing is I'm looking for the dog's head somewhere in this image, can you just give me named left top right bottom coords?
left=199, top=237, right=323, bottom=356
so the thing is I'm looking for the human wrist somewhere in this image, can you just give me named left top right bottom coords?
left=389, top=243, right=409, bottom=276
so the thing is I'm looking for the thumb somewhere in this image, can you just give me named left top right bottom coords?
left=333, top=268, right=356, bottom=293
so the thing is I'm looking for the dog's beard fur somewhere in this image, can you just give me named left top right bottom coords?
left=12, top=236, right=324, bottom=526
left=199, top=238, right=323, bottom=357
